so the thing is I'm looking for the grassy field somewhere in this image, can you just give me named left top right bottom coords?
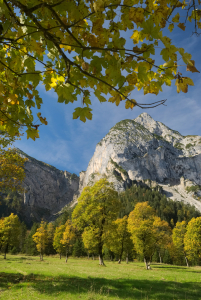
left=0, top=255, right=201, bottom=300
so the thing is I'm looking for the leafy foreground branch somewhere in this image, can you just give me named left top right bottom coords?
left=0, top=0, right=200, bottom=139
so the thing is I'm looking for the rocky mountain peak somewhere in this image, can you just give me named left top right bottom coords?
left=135, top=113, right=183, bottom=142
left=79, top=113, right=201, bottom=212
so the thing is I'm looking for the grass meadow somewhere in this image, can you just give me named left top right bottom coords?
left=0, top=255, right=201, bottom=300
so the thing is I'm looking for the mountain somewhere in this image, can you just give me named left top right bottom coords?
left=2, top=112, right=201, bottom=224
left=79, top=113, right=201, bottom=212
left=1, top=149, right=79, bottom=225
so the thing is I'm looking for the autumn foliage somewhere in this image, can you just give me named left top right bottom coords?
left=0, top=147, right=27, bottom=193
left=1, top=180, right=201, bottom=268
left=0, top=0, right=200, bottom=140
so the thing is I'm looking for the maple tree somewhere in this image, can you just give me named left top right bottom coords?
left=60, top=220, right=75, bottom=262
left=153, top=217, right=172, bottom=264
left=53, top=224, right=65, bottom=259
left=172, top=221, right=189, bottom=267
left=0, top=213, right=20, bottom=259
left=128, top=202, right=156, bottom=269
left=0, top=0, right=200, bottom=140
left=128, top=202, right=171, bottom=269
left=72, top=178, right=121, bottom=265
left=82, top=227, right=99, bottom=257
left=104, top=216, right=133, bottom=263
left=46, top=222, right=55, bottom=255
left=184, top=217, right=201, bottom=262
left=32, top=220, right=48, bottom=260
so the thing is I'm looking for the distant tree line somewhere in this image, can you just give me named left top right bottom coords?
left=0, top=180, right=201, bottom=268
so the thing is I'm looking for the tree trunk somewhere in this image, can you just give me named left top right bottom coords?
left=110, top=255, right=113, bottom=261
left=144, top=258, right=150, bottom=270
left=159, top=251, right=162, bottom=264
left=126, top=252, right=129, bottom=264
left=185, top=256, right=189, bottom=267
left=99, top=253, right=105, bottom=266
left=60, top=253, right=61, bottom=259
left=40, top=252, right=43, bottom=261
left=88, top=252, right=89, bottom=259
left=92, top=253, right=94, bottom=260
left=118, top=254, right=122, bottom=264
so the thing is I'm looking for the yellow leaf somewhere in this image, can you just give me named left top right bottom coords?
left=130, top=31, right=140, bottom=44
left=50, top=77, right=58, bottom=88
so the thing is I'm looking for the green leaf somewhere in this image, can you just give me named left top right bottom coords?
left=138, top=66, right=148, bottom=82
left=94, top=90, right=107, bottom=102
left=160, top=48, right=169, bottom=61
left=73, top=107, right=92, bottom=122
left=26, top=128, right=39, bottom=140
left=35, top=95, right=43, bottom=109
left=25, top=99, right=35, bottom=107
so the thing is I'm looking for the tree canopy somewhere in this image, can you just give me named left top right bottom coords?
left=0, top=0, right=200, bottom=140
left=0, top=146, right=27, bottom=193
left=72, top=178, right=121, bottom=265
left=32, top=220, right=48, bottom=260
left=0, top=213, right=20, bottom=258
left=184, top=217, right=201, bottom=262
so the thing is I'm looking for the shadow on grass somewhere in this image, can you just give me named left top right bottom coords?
left=0, top=272, right=201, bottom=299
left=152, top=264, right=201, bottom=273
left=3, top=256, right=36, bottom=262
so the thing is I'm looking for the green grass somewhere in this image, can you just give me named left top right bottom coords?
left=0, top=255, right=201, bottom=300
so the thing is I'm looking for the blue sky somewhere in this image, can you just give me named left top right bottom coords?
left=14, top=17, right=201, bottom=175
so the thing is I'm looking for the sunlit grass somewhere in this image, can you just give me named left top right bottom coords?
left=0, top=255, right=201, bottom=299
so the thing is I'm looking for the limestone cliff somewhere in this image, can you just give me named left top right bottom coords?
left=79, top=113, right=201, bottom=212
left=14, top=150, right=79, bottom=224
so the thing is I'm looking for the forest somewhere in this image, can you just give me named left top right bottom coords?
left=1, top=179, right=201, bottom=269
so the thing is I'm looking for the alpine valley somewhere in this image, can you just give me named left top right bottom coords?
left=2, top=113, right=201, bottom=224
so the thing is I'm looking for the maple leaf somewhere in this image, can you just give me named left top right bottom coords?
left=26, top=128, right=39, bottom=141
left=177, top=23, right=186, bottom=31
left=73, top=107, right=92, bottom=122
left=186, top=60, right=200, bottom=73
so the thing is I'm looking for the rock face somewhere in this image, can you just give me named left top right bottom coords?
left=16, top=150, right=79, bottom=224
left=79, top=113, right=201, bottom=212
